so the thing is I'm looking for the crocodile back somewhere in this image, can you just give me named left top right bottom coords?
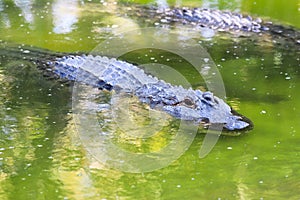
left=51, top=55, right=160, bottom=91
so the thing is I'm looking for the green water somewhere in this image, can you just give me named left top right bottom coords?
left=0, top=0, right=300, bottom=199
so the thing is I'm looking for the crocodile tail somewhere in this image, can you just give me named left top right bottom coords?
left=0, top=41, right=66, bottom=62
left=0, top=41, right=70, bottom=78
left=262, top=23, right=300, bottom=46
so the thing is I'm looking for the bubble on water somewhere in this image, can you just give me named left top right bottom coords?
left=260, top=110, right=266, bottom=114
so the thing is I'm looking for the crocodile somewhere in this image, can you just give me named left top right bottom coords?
left=132, top=6, right=300, bottom=45
left=0, top=42, right=253, bottom=132
left=3, top=5, right=299, bottom=132
left=145, top=7, right=265, bottom=32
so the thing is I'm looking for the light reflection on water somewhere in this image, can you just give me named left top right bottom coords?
left=52, top=0, right=79, bottom=34
left=13, top=0, right=34, bottom=24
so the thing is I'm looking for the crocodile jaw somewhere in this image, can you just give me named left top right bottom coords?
left=222, top=109, right=253, bottom=131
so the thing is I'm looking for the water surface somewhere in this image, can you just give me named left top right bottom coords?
left=0, top=0, right=299, bottom=199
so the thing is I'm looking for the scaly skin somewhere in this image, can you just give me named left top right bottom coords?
left=133, top=6, right=300, bottom=45
left=49, top=55, right=253, bottom=131
left=161, top=7, right=265, bottom=32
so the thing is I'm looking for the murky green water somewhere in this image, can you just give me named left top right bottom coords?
left=0, top=0, right=299, bottom=199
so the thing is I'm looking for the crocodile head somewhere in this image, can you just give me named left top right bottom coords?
left=195, top=91, right=253, bottom=131
left=158, top=88, right=253, bottom=132
left=136, top=82, right=253, bottom=132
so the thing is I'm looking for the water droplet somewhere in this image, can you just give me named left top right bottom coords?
left=203, top=58, right=209, bottom=63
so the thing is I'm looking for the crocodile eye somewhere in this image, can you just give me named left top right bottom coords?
left=182, top=97, right=195, bottom=108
